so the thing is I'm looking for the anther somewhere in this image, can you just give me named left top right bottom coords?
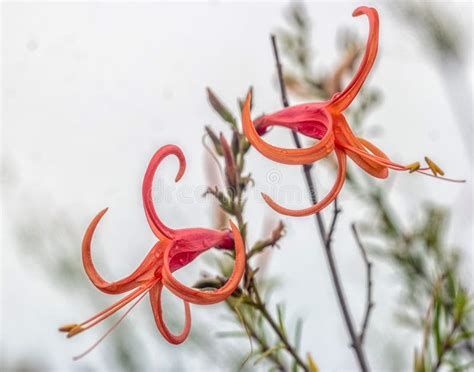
left=67, top=325, right=84, bottom=338
left=59, top=323, right=79, bottom=333
left=424, top=157, right=445, bottom=176
left=406, top=162, right=420, bottom=173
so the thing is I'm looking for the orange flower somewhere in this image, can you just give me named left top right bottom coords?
left=243, top=6, right=463, bottom=217
left=60, top=145, right=245, bottom=359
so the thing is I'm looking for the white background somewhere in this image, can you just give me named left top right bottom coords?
left=2, top=1, right=472, bottom=371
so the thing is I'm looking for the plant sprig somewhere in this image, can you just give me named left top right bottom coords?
left=201, top=88, right=311, bottom=371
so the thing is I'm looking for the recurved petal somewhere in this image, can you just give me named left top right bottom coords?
left=142, top=145, right=186, bottom=240
left=261, top=148, right=347, bottom=217
left=242, top=92, right=334, bottom=165
left=328, top=7, right=379, bottom=113
left=149, top=283, right=191, bottom=344
left=82, top=208, right=159, bottom=294
left=161, top=221, right=246, bottom=305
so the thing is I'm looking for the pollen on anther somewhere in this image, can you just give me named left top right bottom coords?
left=424, top=157, right=445, bottom=176
left=67, top=325, right=84, bottom=338
left=407, top=162, right=420, bottom=173
left=59, top=323, right=79, bottom=333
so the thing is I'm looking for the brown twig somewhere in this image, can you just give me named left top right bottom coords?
left=351, top=223, right=374, bottom=344
left=326, top=198, right=342, bottom=245
left=270, top=34, right=370, bottom=372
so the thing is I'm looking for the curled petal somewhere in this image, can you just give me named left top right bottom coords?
left=261, top=148, right=347, bottom=217
left=82, top=208, right=159, bottom=294
left=142, top=145, right=186, bottom=240
left=161, top=221, right=246, bottom=305
left=149, top=283, right=191, bottom=344
left=328, top=7, right=379, bottom=113
left=242, top=92, right=334, bottom=165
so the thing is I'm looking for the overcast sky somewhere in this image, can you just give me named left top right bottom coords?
left=2, top=1, right=472, bottom=371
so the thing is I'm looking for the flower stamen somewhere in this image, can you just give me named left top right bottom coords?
left=73, top=292, right=148, bottom=361
left=61, top=282, right=155, bottom=341
left=407, top=162, right=420, bottom=173
left=424, top=156, right=445, bottom=176
left=67, top=325, right=84, bottom=338
left=58, top=323, right=80, bottom=333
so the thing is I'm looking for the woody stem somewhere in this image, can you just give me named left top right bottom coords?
left=270, top=34, right=370, bottom=372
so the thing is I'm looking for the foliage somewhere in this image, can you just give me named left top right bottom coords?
left=202, top=87, right=311, bottom=371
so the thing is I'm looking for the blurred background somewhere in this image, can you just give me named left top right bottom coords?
left=1, top=1, right=472, bottom=371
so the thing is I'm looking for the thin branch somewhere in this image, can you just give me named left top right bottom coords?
left=326, top=198, right=341, bottom=246
left=351, top=223, right=374, bottom=344
left=272, top=34, right=289, bottom=107
left=270, top=34, right=370, bottom=372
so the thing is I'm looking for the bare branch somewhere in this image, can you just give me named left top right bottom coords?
left=351, top=223, right=374, bottom=344
left=271, top=34, right=370, bottom=372
left=325, top=198, right=342, bottom=246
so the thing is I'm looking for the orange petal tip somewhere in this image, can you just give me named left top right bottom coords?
left=352, top=6, right=370, bottom=17
left=99, top=207, right=109, bottom=216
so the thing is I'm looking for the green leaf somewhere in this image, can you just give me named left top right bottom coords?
left=292, top=318, right=304, bottom=372
left=207, top=87, right=237, bottom=129
left=433, top=296, right=442, bottom=359
left=215, top=330, right=248, bottom=339
left=276, top=304, right=287, bottom=338
left=204, top=126, right=223, bottom=156
left=294, top=318, right=303, bottom=352
left=238, top=86, right=253, bottom=112
left=452, top=329, right=474, bottom=344
left=454, top=289, right=468, bottom=322
left=253, top=343, right=285, bottom=366
left=231, top=131, right=240, bottom=158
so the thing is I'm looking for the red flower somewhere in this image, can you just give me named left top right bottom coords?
left=60, top=145, right=245, bottom=359
left=242, top=6, right=463, bottom=217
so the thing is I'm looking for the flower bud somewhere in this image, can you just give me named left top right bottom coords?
left=207, top=88, right=237, bottom=129
left=220, top=133, right=237, bottom=189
